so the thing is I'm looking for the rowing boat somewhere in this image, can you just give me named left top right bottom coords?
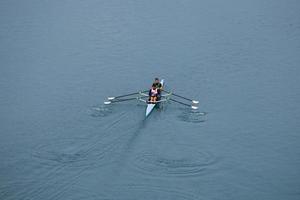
left=104, top=79, right=198, bottom=118
left=145, top=79, right=164, bottom=117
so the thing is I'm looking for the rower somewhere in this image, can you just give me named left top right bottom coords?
left=153, top=78, right=163, bottom=90
left=148, top=84, right=158, bottom=103
left=153, top=78, right=163, bottom=98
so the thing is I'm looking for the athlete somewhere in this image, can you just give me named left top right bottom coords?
left=153, top=78, right=163, bottom=90
left=148, top=84, right=158, bottom=103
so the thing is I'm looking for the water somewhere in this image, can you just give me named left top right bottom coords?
left=0, top=0, right=299, bottom=199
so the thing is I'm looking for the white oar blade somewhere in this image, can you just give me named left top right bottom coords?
left=104, top=101, right=111, bottom=105
left=192, top=100, right=199, bottom=104
left=191, top=106, right=198, bottom=110
left=108, top=97, right=115, bottom=100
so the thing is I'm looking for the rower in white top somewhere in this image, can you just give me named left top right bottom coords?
left=149, top=85, right=159, bottom=103
left=146, top=78, right=164, bottom=117
left=104, top=78, right=199, bottom=118
left=148, top=78, right=163, bottom=103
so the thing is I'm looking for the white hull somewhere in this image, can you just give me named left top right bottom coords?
left=146, top=79, right=164, bottom=117
left=146, top=104, right=155, bottom=117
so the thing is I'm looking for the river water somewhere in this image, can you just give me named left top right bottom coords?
left=0, top=0, right=299, bottom=199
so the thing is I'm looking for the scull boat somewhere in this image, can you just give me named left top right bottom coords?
left=145, top=79, right=164, bottom=117
left=104, top=79, right=199, bottom=118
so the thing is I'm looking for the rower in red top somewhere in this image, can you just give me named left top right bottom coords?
left=148, top=78, right=163, bottom=103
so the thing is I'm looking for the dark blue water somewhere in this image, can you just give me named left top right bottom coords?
left=1, top=0, right=299, bottom=199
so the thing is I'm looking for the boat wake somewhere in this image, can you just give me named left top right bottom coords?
left=32, top=138, right=118, bottom=168
left=0, top=181, right=99, bottom=200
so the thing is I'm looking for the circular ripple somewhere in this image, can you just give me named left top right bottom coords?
left=32, top=138, right=117, bottom=168
left=178, top=109, right=207, bottom=123
left=130, top=145, right=217, bottom=177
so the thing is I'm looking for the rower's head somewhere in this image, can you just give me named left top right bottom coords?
left=154, top=78, right=159, bottom=83
left=152, top=84, right=156, bottom=88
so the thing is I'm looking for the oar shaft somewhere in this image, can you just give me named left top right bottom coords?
left=111, top=97, right=137, bottom=102
left=162, top=90, right=194, bottom=102
left=114, top=92, right=139, bottom=99
left=172, top=93, right=193, bottom=102
left=170, top=99, right=191, bottom=107
left=114, top=90, right=148, bottom=99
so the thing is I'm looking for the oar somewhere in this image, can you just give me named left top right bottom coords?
left=104, top=97, right=137, bottom=105
left=107, top=90, right=148, bottom=100
left=163, top=90, right=199, bottom=104
left=170, top=99, right=198, bottom=109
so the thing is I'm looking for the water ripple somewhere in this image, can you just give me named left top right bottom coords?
left=88, top=105, right=113, bottom=117
left=130, top=145, right=217, bottom=177
left=0, top=181, right=99, bottom=200
left=96, top=184, right=200, bottom=200
left=0, top=181, right=34, bottom=200
left=32, top=138, right=117, bottom=168
left=178, top=109, right=207, bottom=123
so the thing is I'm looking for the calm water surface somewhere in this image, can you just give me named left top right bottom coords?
left=0, top=0, right=299, bottom=199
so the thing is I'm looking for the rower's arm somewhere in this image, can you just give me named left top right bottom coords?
left=159, top=83, right=163, bottom=90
